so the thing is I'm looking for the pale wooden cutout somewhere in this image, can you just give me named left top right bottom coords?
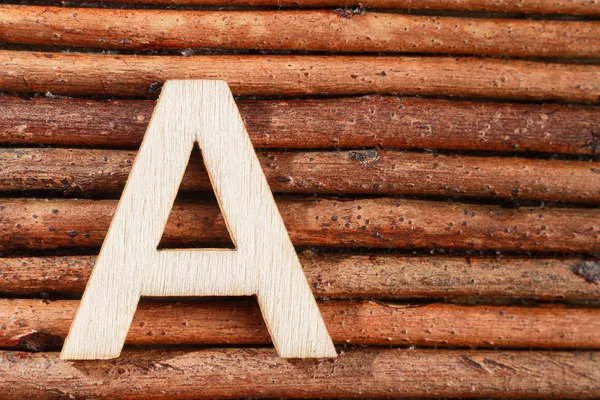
left=60, top=80, right=336, bottom=360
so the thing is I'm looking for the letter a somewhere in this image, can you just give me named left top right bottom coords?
left=61, top=80, right=336, bottom=359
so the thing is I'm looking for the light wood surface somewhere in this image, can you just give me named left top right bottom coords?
left=61, top=80, right=335, bottom=360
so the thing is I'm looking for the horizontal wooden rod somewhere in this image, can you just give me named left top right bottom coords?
left=2, top=96, right=599, bottom=155
left=49, top=0, right=600, bottom=16
left=2, top=6, right=599, bottom=58
left=1, top=348, right=599, bottom=398
left=2, top=51, right=599, bottom=102
left=1, top=197, right=599, bottom=252
left=4, top=299, right=600, bottom=350
left=3, top=148, right=599, bottom=202
left=2, top=254, right=599, bottom=299
left=34, top=0, right=600, bottom=16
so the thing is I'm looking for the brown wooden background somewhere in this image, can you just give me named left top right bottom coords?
left=0, top=0, right=600, bottom=398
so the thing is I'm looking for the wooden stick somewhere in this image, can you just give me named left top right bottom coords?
left=3, top=6, right=599, bottom=58
left=4, top=298, right=600, bottom=350
left=2, top=51, right=599, bottom=102
left=50, top=0, right=600, bottom=16
left=2, top=254, right=600, bottom=299
left=2, top=96, right=599, bottom=155
left=3, top=147, right=599, bottom=202
left=1, top=197, right=598, bottom=252
left=1, top=348, right=599, bottom=399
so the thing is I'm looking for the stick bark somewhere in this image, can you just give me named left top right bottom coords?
left=1, top=197, right=598, bottom=252
left=2, top=254, right=599, bottom=299
left=2, top=96, right=599, bottom=155
left=4, top=299, right=600, bottom=350
left=2, top=51, right=599, bottom=102
left=2, top=6, right=599, bottom=58
left=3, top=148, right=599, bottom=202
left=1, top=348, right=599, bottom=399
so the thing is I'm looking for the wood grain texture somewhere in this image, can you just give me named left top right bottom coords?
left=42, top=0, right=600, bottom=15
left=2, top=254, right=600, bottom=300
left=2, top=51, right=600, bottom=102
left=0, top=0, right=598, bottom=396
left=2, top=6, right=599, bottom=58
left=2, top=96, right=599, bottom=155
left=1, top=348, right=599, bottom=399
left=61, top=80, right=334, bottom=360
left=1, top=197, right=599, bottom=253
left=4, top=299, right=600, bottom=349
left=3, top=147, right=600, bottom=202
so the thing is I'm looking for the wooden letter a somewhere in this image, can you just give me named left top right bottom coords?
left=61, top=80, right=336, bottom=360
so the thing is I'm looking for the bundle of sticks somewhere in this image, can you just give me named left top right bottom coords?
left=0, top=0, right=599, bottom=398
